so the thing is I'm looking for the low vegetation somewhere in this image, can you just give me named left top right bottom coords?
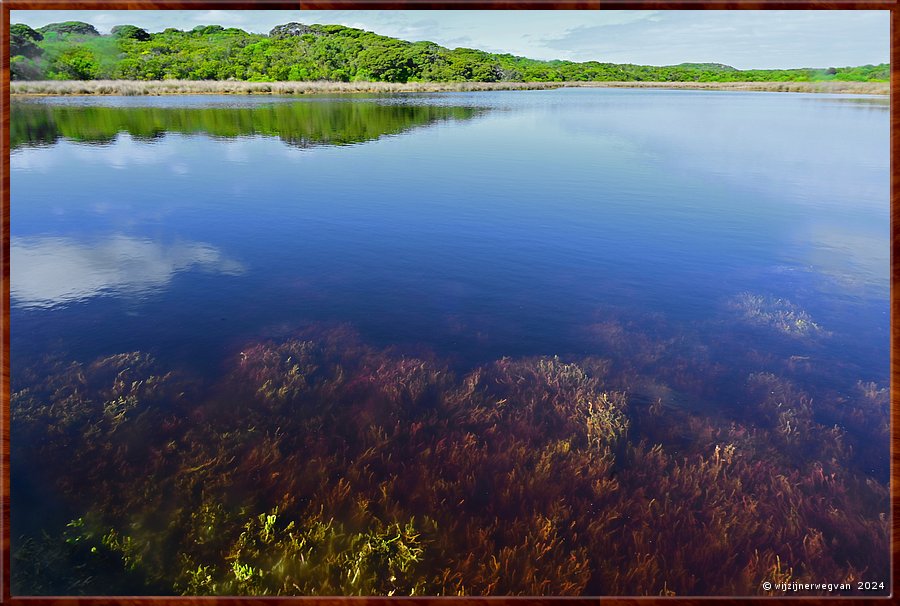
left=728, top=293, right=829, bottom=338
left=11, top=79, right=889, bottom=96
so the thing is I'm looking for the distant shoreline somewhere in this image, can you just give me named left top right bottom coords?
left=10, top=79, right=889, bottom=96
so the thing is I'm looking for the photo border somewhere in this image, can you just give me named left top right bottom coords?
left=1, top=1, right=896, bottom=604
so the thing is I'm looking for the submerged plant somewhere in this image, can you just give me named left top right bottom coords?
left=728, top=292, right=828, bottom=338
left=10, top=325, right=889, bottom=596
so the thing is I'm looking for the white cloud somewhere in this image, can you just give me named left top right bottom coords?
left=537, top=11, right=888, bottom=68
left=10, top=148, right=57, bottom=173
left=11, top=235, right=245, bottom=309
left=66, top=133, right=177, bottom=169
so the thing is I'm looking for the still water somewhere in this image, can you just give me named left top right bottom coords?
left=9, top=89, right=890, bottom=595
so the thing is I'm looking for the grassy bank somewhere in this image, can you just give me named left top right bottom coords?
left=11, top=79, right=890, bottom=96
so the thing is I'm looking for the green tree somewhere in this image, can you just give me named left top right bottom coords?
left=38, top=21, right=99, bottom=37
left=11, top=23, right=43, bottom=42
left=111, top=25, right=151, bottom=42
left=50, top=47, right=100, bottom=80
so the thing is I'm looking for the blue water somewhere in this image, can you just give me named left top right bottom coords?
left=11, top=89, right=889, bottom=383
left=9, top=86, right=891, bottom=595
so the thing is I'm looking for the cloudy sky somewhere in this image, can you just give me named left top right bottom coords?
left=10, top=10, right=889, bottom=69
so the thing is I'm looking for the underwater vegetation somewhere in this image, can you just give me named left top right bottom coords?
left=728, top=292, right=828, bottom=338
left=11, top=325, right=889, bottom=596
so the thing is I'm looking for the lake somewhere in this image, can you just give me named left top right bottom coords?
left=9, top=88, right=890, bottom=596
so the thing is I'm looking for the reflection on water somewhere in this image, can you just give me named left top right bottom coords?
left=9, top=89, right=889, bottom=596
left=12, top=236, right=244, bottom=309
left=11, top=99, right=483, bottom=150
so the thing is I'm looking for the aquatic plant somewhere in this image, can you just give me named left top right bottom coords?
left=12, top=514, right=168, bottom=595
left=11, top=351, right=189, bottom=508
left=728, top=292, right=829, bottom=338
left=10, top=325, right=889, bottom=596
left=813, top=380, right=890, bottom=478
left=469, top=356, right=628, bottom=451
left=174, top=508, right=430, bottom=595
left=231, top=339, right=320, bottom=406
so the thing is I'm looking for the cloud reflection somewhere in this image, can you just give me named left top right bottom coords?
left=12, top=235, right=245, bottom=309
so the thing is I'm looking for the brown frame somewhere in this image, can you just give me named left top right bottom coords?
left=1, top=1, right=896, bottom=604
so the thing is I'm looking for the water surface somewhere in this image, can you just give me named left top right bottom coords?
left=10, top=88, right=890, bottom=596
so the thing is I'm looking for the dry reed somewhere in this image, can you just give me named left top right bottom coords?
left=10, top=79, right=889, bottom=97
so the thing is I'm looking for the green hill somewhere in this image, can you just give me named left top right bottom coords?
left=10, top=20, right=890, bottom=84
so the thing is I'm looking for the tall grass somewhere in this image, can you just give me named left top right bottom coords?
left=10, top=79, right=889, bottom=96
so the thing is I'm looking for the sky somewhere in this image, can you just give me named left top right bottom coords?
left=10, top=10, right=890, bottom=69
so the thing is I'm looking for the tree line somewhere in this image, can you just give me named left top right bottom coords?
left=11, top=20, right=890, bottom=83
